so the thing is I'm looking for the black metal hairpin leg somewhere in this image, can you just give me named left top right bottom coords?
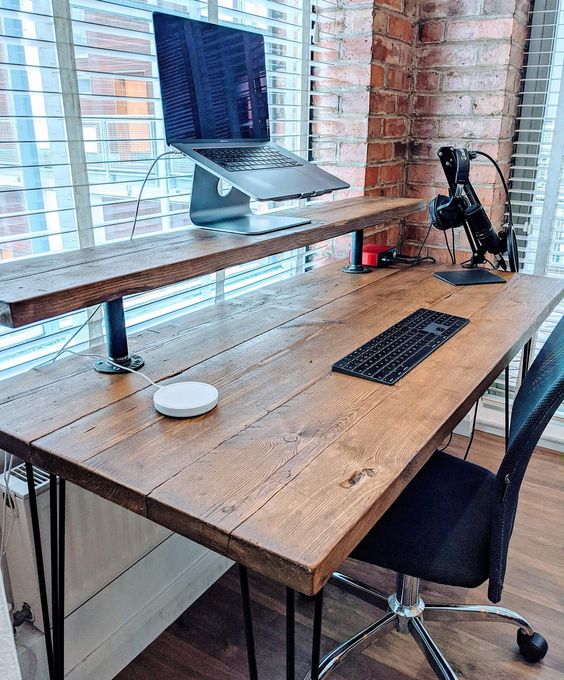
left=239, top=565, right=259, bottom=680
left=25, top=463, right=54, bottom=679
left=24, top=465, right=65, bottom=680
left=504, top=365, right=510, bottom=452
left=310, top=590, right=324, bottom=680
left=49, top=475, right=59, bottom=679
left=58, top=479, right=66, bottom=678
left=50, top=473, right=66, bottom=680
left=286, top=588, right=295, bottom=680
left=521, top=338, right=532, bottom=381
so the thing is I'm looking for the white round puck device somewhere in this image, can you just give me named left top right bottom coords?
left=153, top=382, right=218, bottom=418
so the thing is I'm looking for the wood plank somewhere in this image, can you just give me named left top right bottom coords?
left=0, top=196, right=424, bottom=327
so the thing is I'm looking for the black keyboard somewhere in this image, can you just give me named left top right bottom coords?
left=332, top=308, right=469, bottom=385
left=194, top=146, right=302, bottom=172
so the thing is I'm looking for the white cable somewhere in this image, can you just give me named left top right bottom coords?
left=32, top=151, right=184, bottom=374
left=60, top=349, right=160, bottom=388
left=129, top=150, right=184, bottom=241
left=0, top=451, right=15, bottom=573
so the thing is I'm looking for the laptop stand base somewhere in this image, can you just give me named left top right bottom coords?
left=190, top=165, right=311, bottom=235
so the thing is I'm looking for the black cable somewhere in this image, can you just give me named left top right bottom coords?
left=472, top=150, right=513, bottom=227
left=393, top=222, right=436, bottom=268
left=463, top=401, right=479, bottom=461
left=451, top=227, right=456, bottom=264
left=439, top=431, right=453, bottom=452
left=444, top=230, right=455, bottom=264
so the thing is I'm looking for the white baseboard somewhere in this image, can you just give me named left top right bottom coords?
left=17, top=534, right=232, bottom=680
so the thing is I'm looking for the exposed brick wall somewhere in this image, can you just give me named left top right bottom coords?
left=312, top=0, right=530, bottom=261
left=312, top=0, right=418, bottom=250
left=403, top=0, right=530, bottom=262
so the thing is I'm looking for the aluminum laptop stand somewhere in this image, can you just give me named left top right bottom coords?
left=189, top=165, right=311, bottom=235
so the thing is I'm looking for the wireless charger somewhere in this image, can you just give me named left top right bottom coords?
left=154, top=382, right=218, bottom=418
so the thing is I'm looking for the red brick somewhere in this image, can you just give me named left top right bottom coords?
left=412, top=118, right=438, bottom=139
left=385, top=65, right=410, bottom=91
left=388, top=14, right=414, bottom=43
left=371, top=63, right=386, bottom=88
left=367, top=141, right=394, bottom=161
left=419, top=20, right=445, bottom=43
left=397, top=94, right=410, bottom=115
left=370, top=92, right=397, bottom=114
left=379, top=163, right=404, bottom=183
left=383, top=117, right=408, bottom=137
left=378, top=0, right=405, bottom=11
left=407, top=163, right=435, bottom=183
left=416, top=71, right=440, bottom=91
left=365, top=116, right=382, bottom=140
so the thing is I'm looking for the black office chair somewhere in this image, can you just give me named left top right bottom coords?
left=306, top=317, right=564, bottom=680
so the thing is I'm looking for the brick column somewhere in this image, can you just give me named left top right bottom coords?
left=403, top=0, right=530, bottom=261
left=312, top=0, right=417, bottom=250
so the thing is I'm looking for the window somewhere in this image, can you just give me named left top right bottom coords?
left=481, top=0, right=564, bottom=445
left=0, top=0, right=326, bottom=378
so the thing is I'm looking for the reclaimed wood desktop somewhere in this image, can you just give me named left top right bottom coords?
left=0, top=262, right=562, bottom=597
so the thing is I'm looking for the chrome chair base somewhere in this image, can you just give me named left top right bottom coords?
left=303, top=572, right=546, bottom=680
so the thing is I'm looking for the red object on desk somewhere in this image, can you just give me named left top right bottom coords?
left=353, top=243, right=397, bottom=267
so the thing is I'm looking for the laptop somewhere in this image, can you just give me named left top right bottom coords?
left=153, top=13, right=349, bottom=203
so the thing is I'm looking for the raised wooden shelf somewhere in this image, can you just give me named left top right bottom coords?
left=0, top=196, right=424, bottom=328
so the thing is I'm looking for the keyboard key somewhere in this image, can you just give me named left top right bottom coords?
left=195, top=146, right=302, bottom=171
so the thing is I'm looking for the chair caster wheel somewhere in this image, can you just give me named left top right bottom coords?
left=517, top=629, right=548, bottom=663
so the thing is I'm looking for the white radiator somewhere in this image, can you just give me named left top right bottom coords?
left=1, top=462, right=172, bottom=632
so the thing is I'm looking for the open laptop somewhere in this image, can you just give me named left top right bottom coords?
left=153, top=13, right=349, bottom=203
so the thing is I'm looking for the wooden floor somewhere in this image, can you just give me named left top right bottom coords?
left=116, top=431, right=564, bottom=680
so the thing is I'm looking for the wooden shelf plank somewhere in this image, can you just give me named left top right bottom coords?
left=0, top=197, right=424, bottom=328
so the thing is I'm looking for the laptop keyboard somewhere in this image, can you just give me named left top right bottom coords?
left=332, top=308, right=469, bottom=385
left=195, top=146, right=302, bottom=172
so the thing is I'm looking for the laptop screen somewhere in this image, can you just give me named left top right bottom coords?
left=154, top=14, right=270, bottom=143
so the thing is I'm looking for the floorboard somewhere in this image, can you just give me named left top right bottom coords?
left=116, top=431, right=564, bottom=679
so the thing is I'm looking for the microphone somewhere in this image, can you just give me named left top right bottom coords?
left=463, top=203, right=507, bottom=269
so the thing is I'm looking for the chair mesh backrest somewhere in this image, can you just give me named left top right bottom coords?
left=489, top=316, right=564, bottom=603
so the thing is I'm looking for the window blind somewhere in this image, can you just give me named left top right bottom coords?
left=483, top=0, right=564, bottom=432
left=0, top=0, right=334, bottom=378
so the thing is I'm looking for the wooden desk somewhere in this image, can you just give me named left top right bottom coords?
left=0, top=262, right=562, bottom=598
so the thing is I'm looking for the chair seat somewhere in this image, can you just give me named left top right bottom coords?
left=351, top=450, right=496, bottom=589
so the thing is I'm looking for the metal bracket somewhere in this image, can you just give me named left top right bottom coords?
left=342, top=229, right=371, bottom=274
left=189, top=164, right=310, bottom=235
left=94, top=298, right=144, bottom=374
